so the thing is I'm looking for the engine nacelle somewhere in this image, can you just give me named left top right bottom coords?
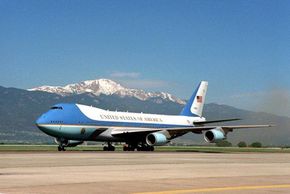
left=204, top=128, right=226, bottom=143
left=55, top=138, right=83, bottom=147
left=146, top=132, right=169, bottom=146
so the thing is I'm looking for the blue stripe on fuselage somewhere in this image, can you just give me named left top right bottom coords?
left=36, top=103, right=191, bottom=129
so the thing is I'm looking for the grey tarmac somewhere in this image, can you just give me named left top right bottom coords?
left=1, top=152, right=290, bottom=194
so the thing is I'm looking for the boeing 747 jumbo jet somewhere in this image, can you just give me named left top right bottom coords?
left=36, top=81, right=272, bottom=151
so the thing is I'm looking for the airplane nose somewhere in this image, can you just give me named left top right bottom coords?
left=35, top=114, right=55, bottom=135
left=35, top=114, right=47, bottom=126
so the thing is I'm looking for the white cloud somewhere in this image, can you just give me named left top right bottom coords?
left=108, top=71, right=174, bottom=91
left=119, top=79, right=171, bottom=90
left=107, top=70, right=179, bottom=95
left=110, top=71, right=140, bottom=78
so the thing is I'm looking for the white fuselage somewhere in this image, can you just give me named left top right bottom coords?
left=77, top=104, right=205, bottom=128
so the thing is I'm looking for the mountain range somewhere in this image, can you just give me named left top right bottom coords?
left=1, top=78, right=290, bottom=146
left=29, top=79, right=185, bottom=104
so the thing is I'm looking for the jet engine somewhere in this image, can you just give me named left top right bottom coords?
left=55, top=138, right=84, bottom=147
left=204, top=128, right=226, bottom=143
left=146, top=132, right=169, bottom=146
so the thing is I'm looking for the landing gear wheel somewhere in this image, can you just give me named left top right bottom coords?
left=58, top=146, right=65, bottom=151
left=103, top=142, right=115, bottom=151
left=136, top=144, right=154, bottom=151
left=123, top=144, right=129, bottom=151
left=129, top=146, right=135, bottom=151
left=123, top=144, right=136, bottom=151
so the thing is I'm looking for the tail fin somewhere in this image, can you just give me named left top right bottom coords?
left=180, top=81, right=208, bottom=117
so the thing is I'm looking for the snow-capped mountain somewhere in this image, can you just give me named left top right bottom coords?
left=29, top=79, right=186, bottom=104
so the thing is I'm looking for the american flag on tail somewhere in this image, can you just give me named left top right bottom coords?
left=196, top=96, right=202, bottom=103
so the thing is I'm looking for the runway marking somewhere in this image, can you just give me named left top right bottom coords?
left=133, top=184, right=290, bottom=194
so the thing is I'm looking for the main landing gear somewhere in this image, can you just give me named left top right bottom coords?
left=102, top=142, right=154, bottom=151
left=123, top=143, right=154, bottom=151
left=58, top=146, right=66, bottom=151
left=103, top=142, right=115, bottom=151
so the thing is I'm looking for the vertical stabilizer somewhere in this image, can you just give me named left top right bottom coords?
left=180, top=81, right=208, bottom=117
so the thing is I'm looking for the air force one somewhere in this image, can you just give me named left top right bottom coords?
left=36, top=81, right=272, bottom=151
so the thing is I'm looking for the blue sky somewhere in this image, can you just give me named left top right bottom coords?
left=0, top=0, right=289, bottom=116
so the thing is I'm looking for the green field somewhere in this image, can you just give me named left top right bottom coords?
left=1, top=145, right=290, bottom=153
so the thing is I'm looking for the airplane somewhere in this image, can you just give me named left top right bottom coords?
left=35, top=81, right=272, bottom=151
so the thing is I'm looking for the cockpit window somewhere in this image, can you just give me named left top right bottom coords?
left=50, top=106, right=63, bottom=110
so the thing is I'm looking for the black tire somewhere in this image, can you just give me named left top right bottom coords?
left=58, top=146, right=62, bottom=151
left=103, top=146, right=108, bottom=151
left=129, top=147, right=136, bottom=151
left=109, top=146, right=115, bottom=151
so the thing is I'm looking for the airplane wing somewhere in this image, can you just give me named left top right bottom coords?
left=111, top=127, right=159, bottom=136
left=165, top=124, right=273, bottom=135
left=193, top=118, right=241, bottom=125
left=111, top=124, right=273, bottom=138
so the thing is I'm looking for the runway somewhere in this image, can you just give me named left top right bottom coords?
left=1, top=152, right=290, bottom=194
